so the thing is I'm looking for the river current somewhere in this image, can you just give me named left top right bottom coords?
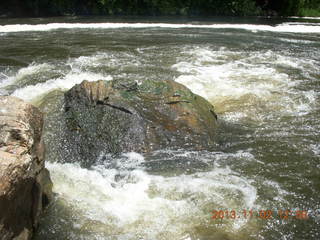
left=0, top=17, right=319, bottom=240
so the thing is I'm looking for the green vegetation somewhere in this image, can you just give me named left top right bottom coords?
left=266, top=0, right=320, bottom=16
left=0, top=0, right=319, bottom=17
left=298, top=0, right=320, bottom=16
left=299, top=8, right=320, bottom=16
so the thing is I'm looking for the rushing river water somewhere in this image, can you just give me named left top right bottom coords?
left=0, top=17, right=319, bottom=240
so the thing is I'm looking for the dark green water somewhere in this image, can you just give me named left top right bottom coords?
left=0, top=17, right=319, bottom=240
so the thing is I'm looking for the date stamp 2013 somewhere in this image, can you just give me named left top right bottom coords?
left=211, top=209, right=309, bottom=220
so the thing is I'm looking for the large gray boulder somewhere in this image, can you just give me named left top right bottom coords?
left=0, top=96, right=52, bottom=240
left=63, top=79, right=218, bottom=166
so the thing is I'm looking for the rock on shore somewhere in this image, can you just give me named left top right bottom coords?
left=63, top=79, right=218, bottom=166
left=0, top=96, right=52, bottom=240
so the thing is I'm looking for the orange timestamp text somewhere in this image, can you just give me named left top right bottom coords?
left=211, top=209, right=309, bottom=220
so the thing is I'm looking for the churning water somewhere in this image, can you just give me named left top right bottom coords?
left=0, top=17, right=319, bottom=240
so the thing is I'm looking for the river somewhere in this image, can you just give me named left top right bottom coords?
left=0, top=16, right=319, bottom=240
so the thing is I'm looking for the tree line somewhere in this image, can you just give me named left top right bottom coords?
left=0, top=0, right=319, bottom=17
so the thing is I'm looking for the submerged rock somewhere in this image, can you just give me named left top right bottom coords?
left=0, top=96, right=52, bottom=240
left=64, top=79, right=218, bottom=166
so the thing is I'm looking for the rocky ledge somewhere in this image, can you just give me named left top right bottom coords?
left=0, top=96, right=52, bottom=240
left=63, top=79, right=218, bottom=166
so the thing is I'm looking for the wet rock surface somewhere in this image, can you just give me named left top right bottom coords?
left=0, top=96, right=52, bottom=240
left=63, top=79, right=218, bottom=166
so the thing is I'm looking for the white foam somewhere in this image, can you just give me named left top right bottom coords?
left=310, top=144, right=320, bottom=155
left=46, top=155, right=258, bottom=238
left=67, top=52, right=141, bottom=70
left=263, top=180, right=290, bottom=203
left=12, top=72, right=111, bottom=101
left=0, top=63, right=53, bottom=97
left=0, top=22, right=320, bottom=33
left=0, top=72, right=12, bottom=92
left=289, top=16, right=320, bottom=20
left=279, top=38, right=315, bottom=44
left=173, top=47, right=318, bottom=120
left=11, top=63, right=53, bottom=83
left=4, top=54, right=116, bottom=101
left=121, top=152, right=145, bottom=167
left=174, top=48, right=289, bottom=104
left=96, top=152, right=146, bottom=170
left=17, top=62, right=52, bottom=76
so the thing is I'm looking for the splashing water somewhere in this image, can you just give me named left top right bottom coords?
left=0, top=17, right=319, bottom=240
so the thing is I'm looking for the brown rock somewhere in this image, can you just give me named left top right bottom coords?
left=0, top=96, right=52, bottom=240
left=62, top=79, right=218, bottom=166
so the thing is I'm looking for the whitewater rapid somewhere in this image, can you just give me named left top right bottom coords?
left=173, top=46, right=319, bottom=121
left=43, top=151, right=262, bottom=239
left=3, top=45, right=318, bottom=123
left=1, top=22, right=320, bottom=33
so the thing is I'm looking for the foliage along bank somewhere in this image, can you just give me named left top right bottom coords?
left=0, top=0, right=319, bottom=18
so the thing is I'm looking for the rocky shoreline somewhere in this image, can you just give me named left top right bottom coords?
left=0, top=96, right=52, bottom=240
